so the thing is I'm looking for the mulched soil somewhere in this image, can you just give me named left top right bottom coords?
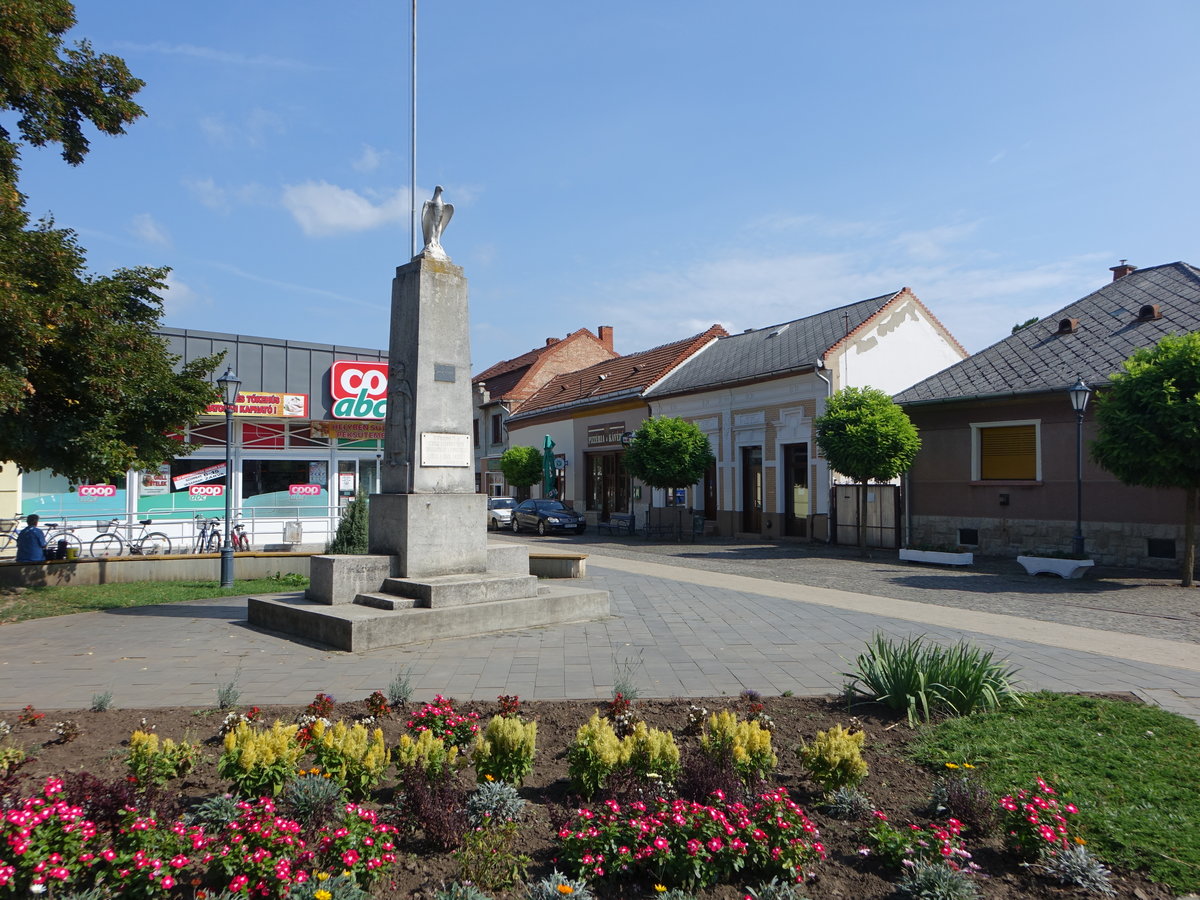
left=2, top=694, right=1176, bottom=899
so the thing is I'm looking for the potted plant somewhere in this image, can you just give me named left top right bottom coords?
left=1016, top=550, right=1094, bottom=579
left=898, top=544, right=974, bottom=566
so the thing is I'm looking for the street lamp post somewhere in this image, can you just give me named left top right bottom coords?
left=1068, top=375, right=1092, bottom=558
left=217, top=367, right=241, bottom=587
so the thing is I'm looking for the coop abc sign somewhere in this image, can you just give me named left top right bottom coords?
left=78, top=484, right=117, bottom=499
left=189, top=484, right=224, bottom=499
left=331, top=361, right=388, bottom=420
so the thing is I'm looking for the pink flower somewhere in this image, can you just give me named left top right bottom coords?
left=342, top=849, right=360, bottom=866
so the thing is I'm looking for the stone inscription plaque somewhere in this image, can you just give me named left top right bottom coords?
left=420, top=432, right=472, bottom=467
left=434, top=363, right=456, bottom=383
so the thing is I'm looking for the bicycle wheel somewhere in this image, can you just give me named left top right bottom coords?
left=140, top=532, right=171, bottom=555
left=46, top=531, right=83, bottom=556
left=0, top=533, right=15, bottom=556
left=205, top=532, right=222, bottom=553
left=234, top=532, right=250, bottom=552
left=90, top=533, right=124, bottom=557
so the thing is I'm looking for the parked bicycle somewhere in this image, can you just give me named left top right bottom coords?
left=231, top=519, right=250, bottom=552
left=44, top=522, right=83, bottom=558
left=0, top=519, right=20, bottom=557
left=192, top=515, right=222, bottom=554
left=90, top=519, right=172, bottom=557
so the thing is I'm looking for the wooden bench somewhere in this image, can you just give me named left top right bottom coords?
left=596, top=513, right=636, bottom=536
left=527, top=552, right=587, bottom=578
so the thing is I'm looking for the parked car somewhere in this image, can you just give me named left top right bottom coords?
left=487, top=496, right=516, bottom=531
left=511, top=499, right=586, bottom=535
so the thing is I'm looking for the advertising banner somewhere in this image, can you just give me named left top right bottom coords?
left=78, top=484, right=117, bottom=501
left=330, top=361, right=388, bottom=419
left=173, top=463, right=227, bottom=491
left=288, top=484, right=323, bottom=497
left=189, top=484, right=224, bottom=500
left=139, top=465, right=170, bottom=496
left=310, top=421, right=385, bottom=441
left=204, top=392, right=308, bottom=418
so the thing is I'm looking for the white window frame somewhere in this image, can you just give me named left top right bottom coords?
left=969, top=419, right=1042, bottom=481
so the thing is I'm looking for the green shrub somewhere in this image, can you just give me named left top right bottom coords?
left=465, top=779, right=526, bottom=827
left=700, top=709, right=777, bottom=786
left=525, top=870, right=595, bottom=900
left=186, top=793, right=242, bottom=829
left=896, top=860, right=981, bottom=899
left=327, top=489, right=369, bottom=554
left=125, top=730, right=201, bottom=786
left=90, top=691, right=113, bottom=712
left=435, top=883, right=493, bottom=900
left=454, top=821, right=530, bottom=891
left=823, top=786, right=874, bottom=821
left=797, top=724, right=868, bottom=791
left=307, top=718, right=389, bottom=799
left=218, top=720, right=304, bottom=796
left=471, top=715, right=537, bottom=785
left=395, top=729, right=461, bottom=782
left=744, top=876, right=809, bottom=900
left=842, top=634, right=1023, bottom=725
left=566, top=712, right=681, bottom=798
left=1035, top=844, right=1115, bottom=895
left=283, top=771, right=344, bottom=828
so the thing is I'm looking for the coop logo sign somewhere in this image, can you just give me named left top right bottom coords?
left=189, top=484, right=224, bottom=499
left=288, top=484, right=322, bottom=496
left=331, top=361, right=388, bottom=420
left=78, top=484, right=117, bottom=499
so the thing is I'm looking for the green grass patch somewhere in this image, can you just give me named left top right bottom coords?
left=0, top=572, right=309, bottom=623
left=911, top=692, right=1200, bottom=892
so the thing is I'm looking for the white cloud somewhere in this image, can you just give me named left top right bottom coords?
left=199, top=108, right=284, bottom=148
left=184, top=178, right=267, bottom=212
left=158, top=271, right=205, bottom=316
left=281, top=181, right=410, bottom=237
left=112, top=41, right=320, bottom=71
left=130, top=213, right=170, bottom=246
left=890, top=222, right=980, bottom=262
left=352, top=144, right=386, bottom=173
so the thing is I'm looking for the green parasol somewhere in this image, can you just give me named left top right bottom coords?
left=543, top=434, right=557, bottom=498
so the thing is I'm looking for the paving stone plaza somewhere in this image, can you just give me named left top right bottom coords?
left=1, top=535, right=1197, bottom=722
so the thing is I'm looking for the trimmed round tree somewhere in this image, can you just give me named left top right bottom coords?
left=814, top=387, right=921, bottom=553
left=1091, top=332, right=1200, bottom=586
left=623, top=416, right=714, bottom=504
left=499, top=446, right=543, bottom=500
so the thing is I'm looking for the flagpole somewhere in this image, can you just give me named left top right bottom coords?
left=410, top=0, right=417, bottom=257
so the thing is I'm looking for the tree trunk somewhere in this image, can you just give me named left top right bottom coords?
left=858, top=481, right=869, bottom=556
left=1183, top=486, right=1197, bottom=588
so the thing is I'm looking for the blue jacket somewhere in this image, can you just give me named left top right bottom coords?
left=15, top=525, right=46, bottom=563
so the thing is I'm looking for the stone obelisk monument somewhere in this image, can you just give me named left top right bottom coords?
left=247, top=187, right=608, bottom=651
left=369, top=186, right=486, bottom=576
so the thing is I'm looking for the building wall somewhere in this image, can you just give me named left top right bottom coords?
left=834, top=294, right=966, bottom=395
left=906, top=394, right=1190, bottom=567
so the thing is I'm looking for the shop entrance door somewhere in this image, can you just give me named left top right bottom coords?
left=782, top=442, right=809, bottom=537
left=741, top=446, right=762, bottom=533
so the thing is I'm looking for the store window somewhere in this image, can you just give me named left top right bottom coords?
left=491, top=413, right=503, bottom=445
left=972, top=421, right=1039, bottom=481
left=585, top=451, right=629, bottom=518
left=242, top=459, right=329, bottom=517
left=187, top=421, right=229, bottom=446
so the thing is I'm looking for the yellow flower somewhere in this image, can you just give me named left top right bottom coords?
left=316, top=872, right=330, bottom=881
left=556, top=886, right=574, bottom=895
left=654, top=886, right=667, bottom=893
left=945, top=762, right=959, bottom=769
left=485, top=774, right=494, bottom=782
left=314, top=891, right=332, bottom=900
left=1075, top=837, right=1087, bottom=845
left=963, top=763, right=975, bottom=769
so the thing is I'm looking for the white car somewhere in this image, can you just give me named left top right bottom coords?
left=486, top=496, right=516, bottom=531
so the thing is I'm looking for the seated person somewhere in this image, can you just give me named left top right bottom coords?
left=15, top=514, right=47, bottom=563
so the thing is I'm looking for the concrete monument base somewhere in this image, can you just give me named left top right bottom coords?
left=368, top=492, right=487, bottom=577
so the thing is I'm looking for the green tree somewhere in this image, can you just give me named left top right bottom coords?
left=623, top=416, right=714, bottom=496
left=1091, top=333, right=1200, bottom=586
left=0, top=0, right=220, bottom=482
left=499, top=446, right=542, bottom=500
left=815, top=387, right=921, bottom=553
left=327, top=490, right=369, bottom=554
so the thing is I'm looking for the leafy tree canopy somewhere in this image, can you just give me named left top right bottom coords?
left=499, top=446, right=543, bottom=491
left=623, top=416, right=714, bottom=490
left=814, top=387, right=921, bottom=485
left=0, top=0, right=220, bottom=482
left=1091, top=332, right=1200, bottom=585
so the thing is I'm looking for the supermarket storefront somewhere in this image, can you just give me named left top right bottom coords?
left=16, top=329, right=390, bottom=551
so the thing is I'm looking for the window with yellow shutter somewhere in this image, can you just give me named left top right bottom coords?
left=972, top=421, right=1040, bottom=481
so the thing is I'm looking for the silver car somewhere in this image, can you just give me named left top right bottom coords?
left=486, top=496, right=516, bottom=531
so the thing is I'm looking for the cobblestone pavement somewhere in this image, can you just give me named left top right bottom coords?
left=519, top=532, right=1200, bottom=644
left=0, top=537, right=1196, bottom=722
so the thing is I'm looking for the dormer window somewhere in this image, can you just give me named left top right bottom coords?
left=1137, top=304, right=1161, bottom=321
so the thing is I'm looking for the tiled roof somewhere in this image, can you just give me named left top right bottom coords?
left=510, top=325, right=729, bottom=421
left=646, top=292, right=902, bottom=397
left=894, top=262, right=1200, bottom=405
left=472, top=328, right=615, bottom=403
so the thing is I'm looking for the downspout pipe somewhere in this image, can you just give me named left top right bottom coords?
left=813, top=360, right=833, bottom=543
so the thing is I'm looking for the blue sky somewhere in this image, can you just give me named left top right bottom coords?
left=15, top=1, right=1200, bottom=370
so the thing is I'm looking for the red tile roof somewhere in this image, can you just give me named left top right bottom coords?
left=473, top=328, right=618, bottom=409
left=511, top=324, right=728, bottom=420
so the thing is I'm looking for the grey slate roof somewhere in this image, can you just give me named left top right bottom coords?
left=894, top=262, right=1200, bottom=406
left=645, top=292, right=900, bottom=398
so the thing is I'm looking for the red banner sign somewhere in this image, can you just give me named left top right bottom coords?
left=288, top=484, right=323, bottom=496
left=331, top=361, right=388, bottom=420
left=78, top=484, right=117, bottom=499
left=189, top=484, right=224, bottom=498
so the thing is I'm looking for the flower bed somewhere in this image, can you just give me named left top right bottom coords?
left=0, top=695, right=1178, bottom=899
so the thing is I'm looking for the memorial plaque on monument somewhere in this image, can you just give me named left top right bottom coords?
left=421, top=432, right=471, bottom=467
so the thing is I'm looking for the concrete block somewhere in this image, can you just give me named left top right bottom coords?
left=378, top=572, right=538, bottom=607
left=487, top=542, right=529, bottom=575
left=307, top=555, right=395, bottom=605
left=368, top=492, right=487, bottom=576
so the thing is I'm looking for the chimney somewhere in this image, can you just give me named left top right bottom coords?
left=597, top=325, right=614, bottom=351
left=545, top=337, right=560, bottom=347
left=1110, top=259, right=1137, bottom=281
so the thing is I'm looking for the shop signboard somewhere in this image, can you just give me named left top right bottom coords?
left=204, top=392, right=308, bottom=418
left=330, top=361, right=388, bottom=420
left=139, top=465, right=170, bottom=496
left=173, top=463, right=226, bottom=491
left=78, top=484, right=117, bottom=501
left=309, top=420, right=385, bottom=442
left=288, top=484, right=323, bottom=497
left=338, top=473, right=356, bottom=494
left=189, top=484, right=224, bottom=500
